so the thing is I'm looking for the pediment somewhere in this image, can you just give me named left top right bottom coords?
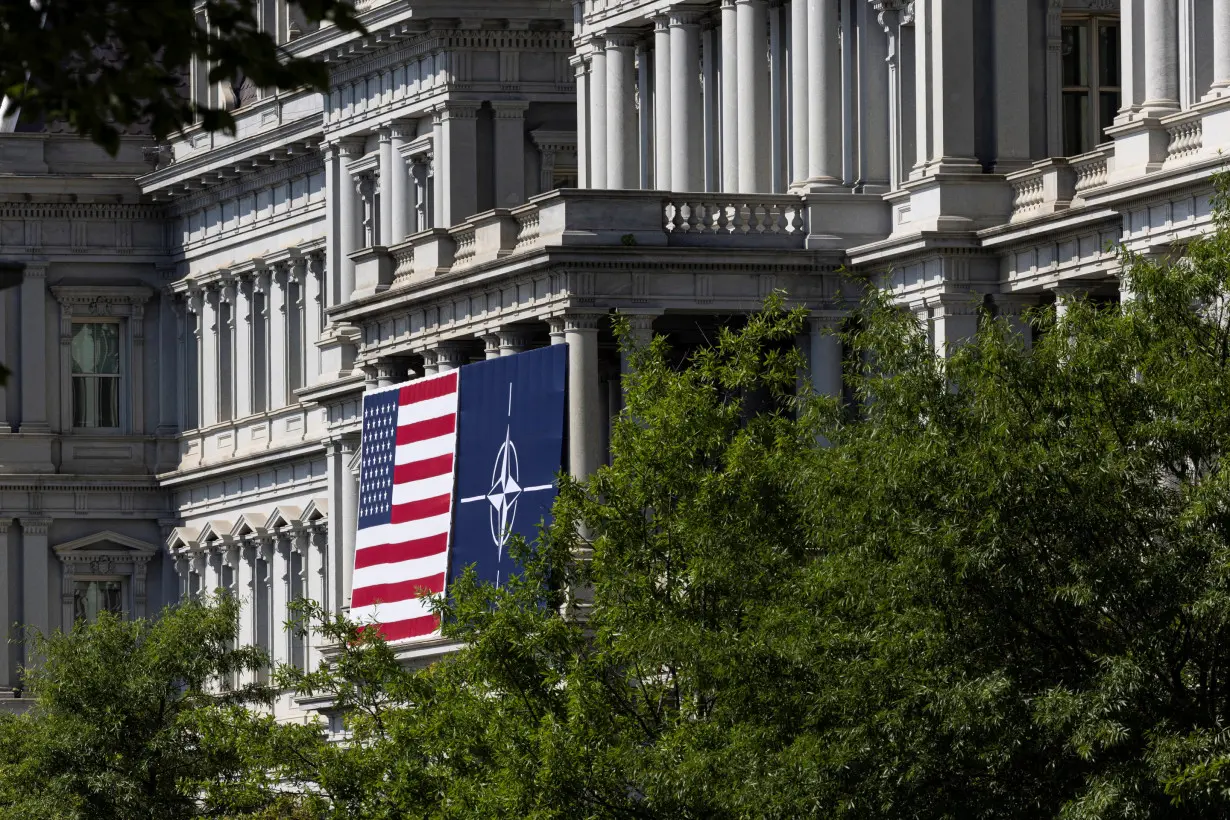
left=54, top=530, right=158, bottom=559
left=264, top=506, right=303, bottom=531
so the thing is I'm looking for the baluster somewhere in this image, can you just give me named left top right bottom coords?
left=716, top=202, right=731, bottom=234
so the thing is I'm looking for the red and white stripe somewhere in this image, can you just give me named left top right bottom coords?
left=352, top=372, right=458, bottom=641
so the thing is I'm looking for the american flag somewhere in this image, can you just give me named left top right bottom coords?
left=351, top=372, right=459, bottom=641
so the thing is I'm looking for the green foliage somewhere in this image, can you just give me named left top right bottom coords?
left=0, top=595, right=286, bottom=820
left=0, top=1, right=364, bottom=153
left=20, top=191, right=1230, bottom=817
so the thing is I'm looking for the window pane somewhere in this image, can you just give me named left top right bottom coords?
left=1099, top=23, right=1120, bottom=86
left=1062, top=24, right=1089, bottom=87
left=1099, top=91, right=1121, bottom=144
left=74, top=580, right=123, bottom=624
left=72, top=376, right=119, bottom=428
left=71, top=323, right=120, bottom=375
left=1063, top=92, right=1090, bottom=156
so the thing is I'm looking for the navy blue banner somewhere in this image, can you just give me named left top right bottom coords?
left=450, top=344, right=568, bottom=589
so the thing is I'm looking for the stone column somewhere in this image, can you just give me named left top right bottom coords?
left=156, top=287, right=179, bottom=435
left=638, top=40, right=653, bottom=190
left=702, top=23, right=720, bottom=190
left=671, top=12, right=704, bottom=192
left=185, top=288, right=203, bottom=429
left=0, top=519, right=12, bottom=687
left=337, top=139, right=364, bottom=303
left=268, top=266, right=288, bottom=409
left=737, top=0, right=771, bottom=192
left=492, top=102, right=530, bottom=208
left=790, top=0, right=809, bottom=187
left=305, top=253, right=324, bottom=385
left=653, top=16, right=673, bottom=190
left=442, top=102, right=481, bottom=225
left=1210, top=0, right=1230, bottom=96
left=433, top=343, right=468, bottom=374
left=233, top=276, right=254, bottom=419
left=322, top=143, right=342, bottom=310
left=482, top=333, right=502, bottom=360
left=20, top=517, right=50, bottom=650
left=993, top=0, right=1031, bottom=172
left=931, top=297, right=980, bottom=357
left=590, top=40, right=608, bottom=188
left=573, top=55, right=591, bottom=188
left=915, top=0, right=980, bottom=174
left=19, top=264, right=49, bottom=433
left=1143, top=0, right=1180, bottom=113
left=565, top=314, right=603, bottom=479
left=375, top=358, right=403, bottom=388
left=235, top=542, right=256, bottom=673
left=389, top=121, right=413, bottom=245
left=200, top=286, right=220, bottom=428
left=809, top=314, right=843, bottom=399
left=202, top=546, right=221, bottom=595
left=720, top=0, right=740, bottom=191
left=769, top=1, right=786, bottom=191
left=498, top=329, right=534, bottom=357
left=605, top=32, right=639, bottom=190
left=806, top=0, right=841, bottom=187
left=269, top=534, right=289, bottom=665
left=431, top=108, right=447, bottom=227
left=377, top=127, right=395, bottom=246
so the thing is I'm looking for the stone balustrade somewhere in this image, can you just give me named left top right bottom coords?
left=1071, top=146, right=1112, bottom=201
left=350, top=187, right=865, bottom=297
left=1165, top=113, right=1204, bottom=164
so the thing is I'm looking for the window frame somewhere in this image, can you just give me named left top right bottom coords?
left=69, top=319, right=124, bottom=431
left=50, top=286, right=152, bottom=436
left=1061, top=12, right=1122, bottom=157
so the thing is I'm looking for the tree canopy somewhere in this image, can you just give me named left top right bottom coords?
left=11, top=190, right=1230, bottom=818
left=0, top=0, right=363, bottom=153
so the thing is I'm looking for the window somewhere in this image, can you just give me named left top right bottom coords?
left=73, top=579, right=124, bottom=624
left=1062, top=16, right=1121, bottom=156
left=71, top=322, right=121, bottom=429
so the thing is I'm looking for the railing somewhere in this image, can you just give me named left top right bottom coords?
left=1072, top=147, right=1111, bottom=199
left=375, top=188, right=845, bottom=292
left=1166, top=116, right=1203, bottom=162
left=664, top=196, right=808, bottom=238
left=1009, top=174, right=1046, bottom=219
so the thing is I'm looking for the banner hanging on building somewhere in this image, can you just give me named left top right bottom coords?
left=351, top=344, right=567, bottom=641
left=451, top=344, right=568, bottom=590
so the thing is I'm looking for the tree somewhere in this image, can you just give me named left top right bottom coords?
left=275, top=181, right=1230, bottom=818
left=0, top=595, right=295, bottom=820
left=0, top=0, right=363, bottom=153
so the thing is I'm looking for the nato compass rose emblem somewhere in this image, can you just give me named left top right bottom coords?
left=460, top=383, right=554, bottom=571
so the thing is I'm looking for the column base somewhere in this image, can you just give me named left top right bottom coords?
left=793, top=177, right=846, bottom=194
left=1202, top=83, right=1230, bottom=102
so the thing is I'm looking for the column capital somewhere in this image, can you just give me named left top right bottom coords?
left=604, top=29, right=640, bottom=49
left=387, top=118, right=417, bottom=140
left=668, top=9, right=705, bottom=26
left=653, top=13, right=670, bottom=31
left=563, top=312, right=604, bottom=332
left=432, top=341, right=470, bottom=370
left=437, top=101, right=482, bottom=121
left=19, top=518, right=51, bottom=535
left=336, top=136, right=366, bottom=160
left=22, top=262, right=48, bottom=280
left=490, top=100, right=531, bottom=118
left=0, top=518, right=10, bottom=535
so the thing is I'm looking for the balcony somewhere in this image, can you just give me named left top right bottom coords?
left=349, top=187, right=889, bottom=298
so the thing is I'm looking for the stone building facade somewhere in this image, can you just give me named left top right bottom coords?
left=0, top=0, right=1226, bottom=718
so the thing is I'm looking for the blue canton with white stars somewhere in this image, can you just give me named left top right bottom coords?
left=359, top=389, right=400, bottom=530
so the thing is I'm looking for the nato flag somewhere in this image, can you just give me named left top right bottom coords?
left=450, top=344, right=568, bottom=589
